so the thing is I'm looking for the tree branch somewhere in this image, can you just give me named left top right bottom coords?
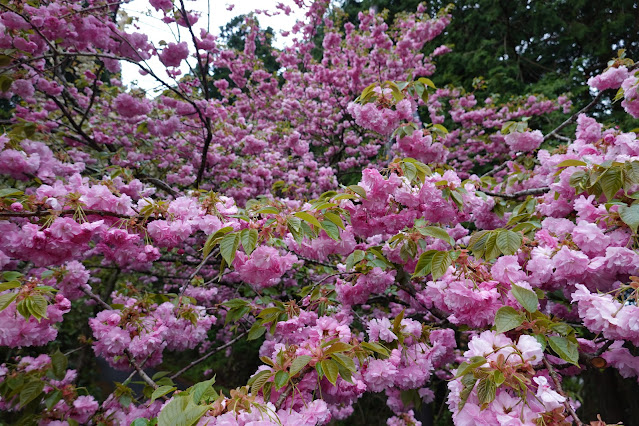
left=542, top=91, right=606, bottom=143
left=0, top=209, right=135, bottom=219
left=168, top=332, right=247, bottom=380
left=480, top=186, right=550, bottom=199
left=543, top=357, right=584, bottom=426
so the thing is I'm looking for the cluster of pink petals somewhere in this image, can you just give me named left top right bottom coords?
left=587, top=66, right=630, bottom=91
left=233, top=246, right=299, bottom=288
left=504, top=130, right=544, bottom=152
left=90, top=297, right=215, bottom=369
left=0, top=293, right=71, bottom=347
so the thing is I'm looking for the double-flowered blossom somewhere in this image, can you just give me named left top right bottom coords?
left=90, top=297, right=215, bottom=369
left=1, top=0, right=639, bottom=425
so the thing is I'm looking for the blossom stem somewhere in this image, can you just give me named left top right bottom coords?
left=169, top=331, right=248, bottom=381
left=543, top=357, right=584, bottom=425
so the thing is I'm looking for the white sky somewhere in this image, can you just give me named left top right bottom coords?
left=119, top=0, right=308, bottom=93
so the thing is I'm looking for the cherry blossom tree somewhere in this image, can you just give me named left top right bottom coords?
left=0, top=1, right=638, bottom=425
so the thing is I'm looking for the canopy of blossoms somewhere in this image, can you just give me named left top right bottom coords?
left=0, top=1, right=638, bottom=425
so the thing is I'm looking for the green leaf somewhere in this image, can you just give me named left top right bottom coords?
left=534, top=334, right=547, bottom=351
left=458, top=374, right=477, bottom=411
left=511, top=284, right=539, bottom=313
left=321, top=359, right=339, bottom=385
left=416, top=226, right=455, bottom=247
left=289, top=355, right=312, bottom=376
left=413, top=250, right=436, bottom=278
left=332, top=193, right=356, bottom=201
left=255, top=206, right=279, bottom=215
left=222, top=298, right=249, bottom=309
left=45, top=389, right=63, bottom=410
left=557, top=159, right=587, bottom=168
left=484, top=232, right=500, bottom=260
left=51, top=349, right=68, bottom=380
left=476, top=377, right=496, bottom=405
left=157, top=395, right=208, bottom=426
left=191, top=377, right=216, bottom=404
left=20, top=380, right=44, bottom=407
left=494, top=306, right=524, bottom=333
left=240, top=228, right=258, bottom=255
left=361, top=341, right=390, bottom=357
left=224, top=305, right=250, bottom=325
left=313, top=201, right=338, bottom=210
left=547, top=336, right=579, bottom=366
left=496, top=230, right=522, bottom=255
left=345, top=250, right=365, bottom=271
left=247, top=322, right=267, bottom=340
left=347, top=185, right=367, bottom=198
left=219, top=233, right=240, bottom=265
left=28, top=294, right=48, bottom=320
left=467, top=230, right=491, bottom=257
left=401, top=160, right=418, bottom=181
left=16, top=299, right=30, bottom=319
left=262, top=381, right=273, bottom=401
left=418, top=77, right=436, bottom=88
left=0, top=281, right=20, bottom=292
left=294, top=211, right=321, bottom=228
left=152, top=371, right=170, bottom=381
left=619, top=203, right=639, bottom=233
left=597, top=167, right=623, bottom=201
left=0, top=188, right=23, bottom=198
left=151, top=385, right=176, bottom=402
left=323, top=212, right=345, bottom=229
left=392, top=309, right=405, bottom=335
left=454, top=356, right=487, bottom=378
left=320, top=220, right=340, bottom=240
left=274, top=370, right=289, bottom=390
left=249, top=370, right=272, bottom=396
left=430, top=251, right=452, bottom=280
left=202, top=226, right=233, bottom=258
left=325, top=342, right=353, bottom=355
left=331, top=353, right=356, bottom=372
left=0, top=75, right=12, bottom=92
left=2, top=271, right=22, bottom=281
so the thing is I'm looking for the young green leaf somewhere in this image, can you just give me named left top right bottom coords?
left=289, top=355, right=312, bottom=376
left=416, top=225, right=455, bottom=247
left=273, top=370, right=290, bottom=390
left=321, top=359, right=339, bottom=385
left=496, top=230, right=522, bottom=255
left=151, top=386, right=176, bottom=402
left=494, top=306, right=525, bottom=333
left=240, top=228, right=258, bottom=255
left=219, top=233, right=240, bottom=265
left=547, top=336, right=579, bottom=366
left=511, top=284, right=539, bottom=313
left=430, top=251, right=452, bottom=280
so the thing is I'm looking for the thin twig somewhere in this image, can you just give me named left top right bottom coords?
left=543, top=357, right=584, bottom=426
left=81, top=287, right=112, bottom=310
left=480, top=187, right=550, bottom=199
left=483, top=89, right=608, bottom=178
left=140, top=177, right=178, bottom=198
left=0, top=209, right=135, bottom=219
left=169, top=332, right=247, bottom=380
left=543, top=91, right=606, bottom=143
left=296, top=255, right=335, bottom=268
left=179, top=248, right=219, bottom=298
left=124, top=350, right=159, bottom=391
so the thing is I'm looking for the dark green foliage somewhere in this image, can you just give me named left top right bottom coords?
left=341, top=0, right=639, bottom=127
left=206, top=15, right=279, bottom=99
